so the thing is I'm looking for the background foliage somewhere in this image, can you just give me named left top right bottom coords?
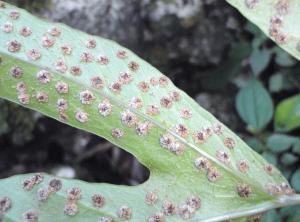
left=1, top=0, right=300, bottom=221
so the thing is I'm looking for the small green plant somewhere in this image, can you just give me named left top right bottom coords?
left=0, top=1, right=300, bottom=222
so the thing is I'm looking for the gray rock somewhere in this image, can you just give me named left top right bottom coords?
left=42, top=0, right=238, bottom=68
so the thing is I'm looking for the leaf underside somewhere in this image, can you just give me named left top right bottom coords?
left=0, top=2, right=299, bottom=222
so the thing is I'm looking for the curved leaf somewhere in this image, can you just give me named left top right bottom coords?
left=0, top=2, right=300, bottom=222
left=226, top=0, right=300, bottom=61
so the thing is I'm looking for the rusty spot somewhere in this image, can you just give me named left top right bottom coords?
left=22, top=209, right=38, bottom=222
left=145, top=191, right=158, bottom=205
left=49, top=179, right=62, bottom=192
left=119, top=71, right=133, bottom=84
left=237, top=160, right=249, bottom=173
left=180, top=109, right=192, bottom=119
left=10, top=11, right=20, bottom=20
left=136, top=121, right=152, bottom=136
left=48, top=27, right=61, bottom=36
left=64, top=203, right=78, bottom=216
left=147, top=105, right=160, bottom=116
left=148, top=213, right=165, bottom=222
left=37, top=188, right=50, bottom=202
left=178, top=204, right=195, bottom=219
left=186, top=196, right=201, bottom=210
left=109, top=81, right=122, bottom=93
left=223, top=137, right=235, bottom=149
left=91, top=76, right=104, bottom=89
left=67, top=187, right=82, bottom=201
left=207, top=167, right=222, bottom=182
left=16, top=82, right=27, bottom=93
left=138, top=81, right=149, bottom=92
left=42, top=36, right=55, bottom=48
left=264, top=164, right=273, bottom=175
left=97, top=55, right=109, bottom=65
left=86, top=38, right=97, bottom=49
left=75, top=110, right=88, bottom=123
left=117, top=49, right=128, bottom=59
left=80, top=52, right=94, bottom=63
left=7, top=40, right=21, bottom=52
left=129, top=97, right=143, bottom=109
left=20, top=26, right=32, bottom=37
left=10, top=66, right=23, bottom=79
left=194, top=157, right=211, bottom=171
left=27, top=49, right=41, bottom=60
left=54, top=59, right=68, bottom=73
left=216, top=150, right=230, bottom=165
left=61, top=45, right=72, bottom=55
left=117, top=206, right=132, bottom=220
left=36, top=92, right=49, bottom=103
left=121, top=110, right=138, bottom=127
left=2, top=22, right=13, bottom=33
left=159, top=76, right=169, bottom=87
left=0, top=197, right=11, bottom=213
left=98, top=99, right=113, bottom=117
left=170, top=91, right=181, bottom=102
left=55, top=81, right=69, bottom=94
left=18, top=93, right=31, bottom=105
left=57, top=98, right=68, bottom=111
left=70, top=66, right=82, bottom=76
left=91, top=194, right=105, bottom=208
left=112, top=128, right=124, bottom=139
left=160, top=96, right=173, bottom=108
left=237, top=184, right=252, bottom=197
left=99, top=217, right=113, bottom=222
left=175, top=124, right=189, bottom=138
left=162, top=200, right=177, bottom=216
left=245, top=0, right=259, bottom=9
left=79, top=90, right=95, bottom=105
left=150, top=77, right=158, bottom=86
left=37, top=70, right=51, bottom=84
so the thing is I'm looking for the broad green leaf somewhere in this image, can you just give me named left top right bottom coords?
left=249, top=49, right=271, bottom=76
left=274, top=48, right=297, bottom=67
left=266, top=134, right=296, bottom=153
left=274, top=94, right=300, bottom=132
left=236, top=79, right=274, bottom=132
left=291, top=169, right=300, bottom=192
left=281, top=153, right=298, bottom=166
left=0, top=2, right=300, bottom=222
left=269, top=73, right=293, bottom=93
left=226, top=0, right=300, bottom=61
